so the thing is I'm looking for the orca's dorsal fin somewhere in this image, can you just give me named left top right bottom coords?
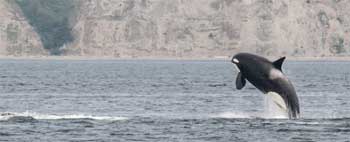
left=236, top=72, right=246, bottom=90
left=273, top=57, right=286, bottom=71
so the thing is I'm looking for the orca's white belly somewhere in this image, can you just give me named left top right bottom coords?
left=265, top=92, right=288, bottom=118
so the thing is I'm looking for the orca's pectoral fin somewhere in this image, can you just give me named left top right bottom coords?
left=236, top=72, right=246, bottom=90
left=273, top=57, right=286, bottom=71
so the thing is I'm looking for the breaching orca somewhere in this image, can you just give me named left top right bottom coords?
left=231, top=53, right=300, bottom=119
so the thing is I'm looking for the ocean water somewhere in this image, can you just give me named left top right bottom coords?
left=0, top=60, right=349, bottom=141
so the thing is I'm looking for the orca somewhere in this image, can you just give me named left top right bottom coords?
left=231, top=53, right=300, bottom=119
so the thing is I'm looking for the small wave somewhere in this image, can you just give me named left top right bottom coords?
left=7, top=116, right=38, bottom=123
left=0, top=112, right=127, bottom=121
left=208, top=83, right=227, bottom=87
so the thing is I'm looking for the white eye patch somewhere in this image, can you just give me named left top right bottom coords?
left=232, top=58, right=239, bottom=63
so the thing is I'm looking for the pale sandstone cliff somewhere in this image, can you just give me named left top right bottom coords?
left=1, top=0, right=350, bottom=58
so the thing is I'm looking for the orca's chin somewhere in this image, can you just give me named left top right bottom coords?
left=233, top=64, right=240, bottom=72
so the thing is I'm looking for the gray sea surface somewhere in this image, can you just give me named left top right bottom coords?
left=0, top=60, right=349, bottom=141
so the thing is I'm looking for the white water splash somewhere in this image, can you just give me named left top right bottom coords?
left=0, top=111, right=127, bottom=121
left=214, top=111, right=256, bottom=119
left=213, top=92, right=289, bottom=119
left=213, top=110, right=287, bottom=119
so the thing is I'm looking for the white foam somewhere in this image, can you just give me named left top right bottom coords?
left=212, top=92, right=290, bottom=119
left=0, top=111, right=127, bottom=121
left=214, top=111, right=253, bottom=119
left=212, top=111, right=288, bottom=119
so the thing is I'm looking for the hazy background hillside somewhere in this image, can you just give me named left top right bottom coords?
left=1, top=0, right=350, bottom=58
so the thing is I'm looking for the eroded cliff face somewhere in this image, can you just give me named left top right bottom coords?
left=66, top=0, right=245, bottom=58
left=0, top=0, right=47, bottom=56
left=65, top=0, right=350, bottom=58
left=1, top=0, right=350, bottom=58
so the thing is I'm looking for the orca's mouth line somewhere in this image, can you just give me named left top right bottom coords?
left=233, top=64, right=240, bottom=72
